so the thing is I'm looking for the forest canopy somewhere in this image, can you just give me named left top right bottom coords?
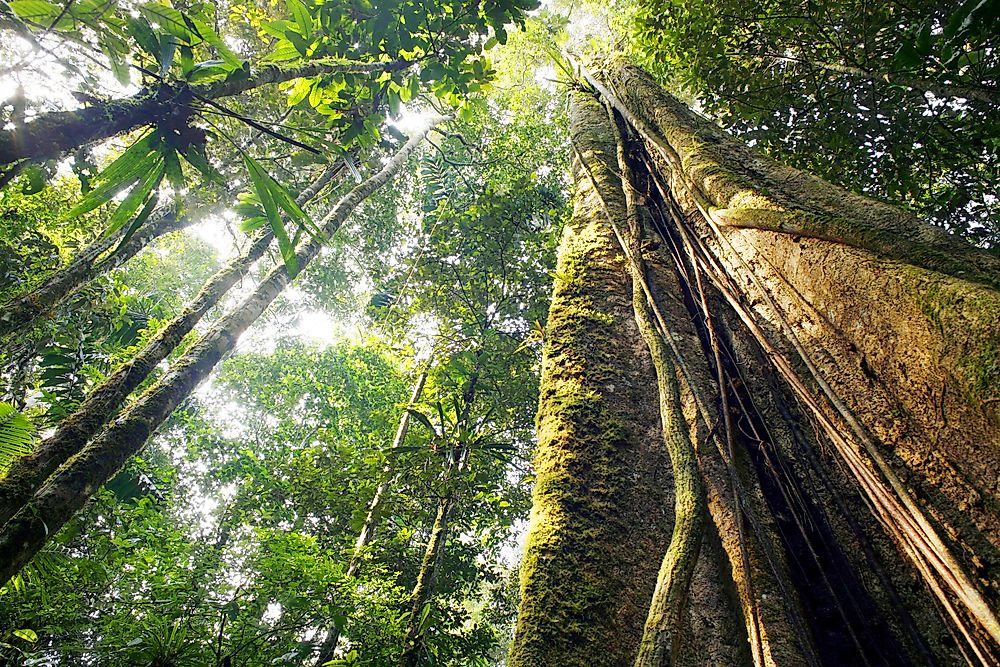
left=0, top=0, right=997, bottom=664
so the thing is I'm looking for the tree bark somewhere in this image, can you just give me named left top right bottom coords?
left=573, top=57, right=1000, bottom=291
left=510, top=91, right=685, bottom=666
left=513, top=60, right=1000, bottom=666
left=0, top=59, right=411, bottom=168
left=0, top=163, right=341, bottom=530
left=0, top=205, right=196, bottom=342
left=609, top=110, right=707, bottom=667
left=397, top=490, right=459, bottom=667
left=0, top=118, right=444, bottom=582
left=348, top=367, right=429, bottom=578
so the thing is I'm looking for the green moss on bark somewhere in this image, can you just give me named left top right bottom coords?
left=510, top=92, right=673, bottom=667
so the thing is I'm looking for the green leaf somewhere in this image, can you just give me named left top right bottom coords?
left=159, top=35, right=177, bottom=77
left=8, top=0, right=60, bottom=23
left=113, top=191, right=160, bottom=254
left=103, top=158, right=165, bottom=238
left=406, top=408, right=436, bottom=434
left=263, top=42, right=302, bottom=62
left=284, top=29, right=312, bottom=57
left=915, top=22, right=933, bottom=56
left=0, top=402, right=34, bottom=475
left=239, top=215, right=269, bottom=232
left=12, top=628, right=37, bottom=643
left=21, top=165, right=47, bottom=194
left=66, top=131, right=160, bottom=219
left=140, top=3, right=196, bottom=40
left=126, top=15, right=160, bottom=59
left=894, top=41, right=922, bottom=69
left=140, top=2, right=242, bottom=67
left=162, top=147, right=183, bottom=188
left=243, top=154, right=299, bottom=276
left=186, top=59, right=231, bottom=82
left=267, top=167, right=323, bottom=240
left=100, top=35, right=131, bottom=85
left=180, top=145, right=222, bottom=183
left=287, top=0, right=312, bottom=36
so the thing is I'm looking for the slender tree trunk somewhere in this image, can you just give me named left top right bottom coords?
left=0, top=205, right=196, bottom=342
left=312, top=367, right=429, bottom=665
left=0, top=59, right=411, bottom=168
left=396, top=353, right=483, bottom=666
left=513, top=60, right=1000, bottom=667
left=347, top=367, right=429, bottom=578
left=0, top=118, right=444, bottom=582
left=0, top=163, right=341, bottom=530
left=397, top=490, right=460, bottom=667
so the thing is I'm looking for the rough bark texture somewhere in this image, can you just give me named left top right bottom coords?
left=608, top=107, right=708, bottom=667
left=577, top=59, right=1000, bottom=292
left=509, top=92, right=676, bottom=666
left=598, top=61, right=1000, bottom=659
left=0, top=121, right=441, bottom=583
left=513, top=61, right=1000, bottom=667
left=0, top=164, right=340, bottom=531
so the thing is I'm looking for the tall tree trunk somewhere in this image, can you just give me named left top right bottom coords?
left=0, top=163, right=341, bottom=530
left=397, top=353, right=483, bottom=666
left=0, top=205, right=196, bottom=342
left=347, top=367, right=430, bottom=578
left=397, top=489, right=460, bottom=667
left=0, top=118, right=444, bottom=583
left=312, top=367, right=429, bottom=665
left=512, top=60, right=1000, bottom=667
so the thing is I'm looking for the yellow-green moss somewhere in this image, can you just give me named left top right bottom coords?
left=511, top=92, right=673, bottom=667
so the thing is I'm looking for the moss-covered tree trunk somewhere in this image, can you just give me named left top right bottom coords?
left=0, top=205, right=195, bottom=343
left=512, top=61, right=1000, bottom=667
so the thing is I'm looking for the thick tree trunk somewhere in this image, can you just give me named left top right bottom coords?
left=0, top=205, right=196, bottom=342
left=513, top=61, right=1000, bottom=667
left=0, top=163, right=341, bottom=530
left=0, top=119, right=443, bottom=583
left=510, top=92, right=686, bottom=666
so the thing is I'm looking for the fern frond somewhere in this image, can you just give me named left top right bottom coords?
left=0, top=401, right=35, bottom=475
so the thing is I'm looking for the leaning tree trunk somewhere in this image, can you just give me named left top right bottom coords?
left=511, top=59, right=1000, bottom=667
left=0, top=118, right=445, bottom=584
left=0, top=205, right=196, bottom=342
left=0, top=163, right=342, bottom=530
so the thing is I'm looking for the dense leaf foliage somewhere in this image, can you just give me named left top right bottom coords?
left=620, top=0, right=1000, bottom=244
